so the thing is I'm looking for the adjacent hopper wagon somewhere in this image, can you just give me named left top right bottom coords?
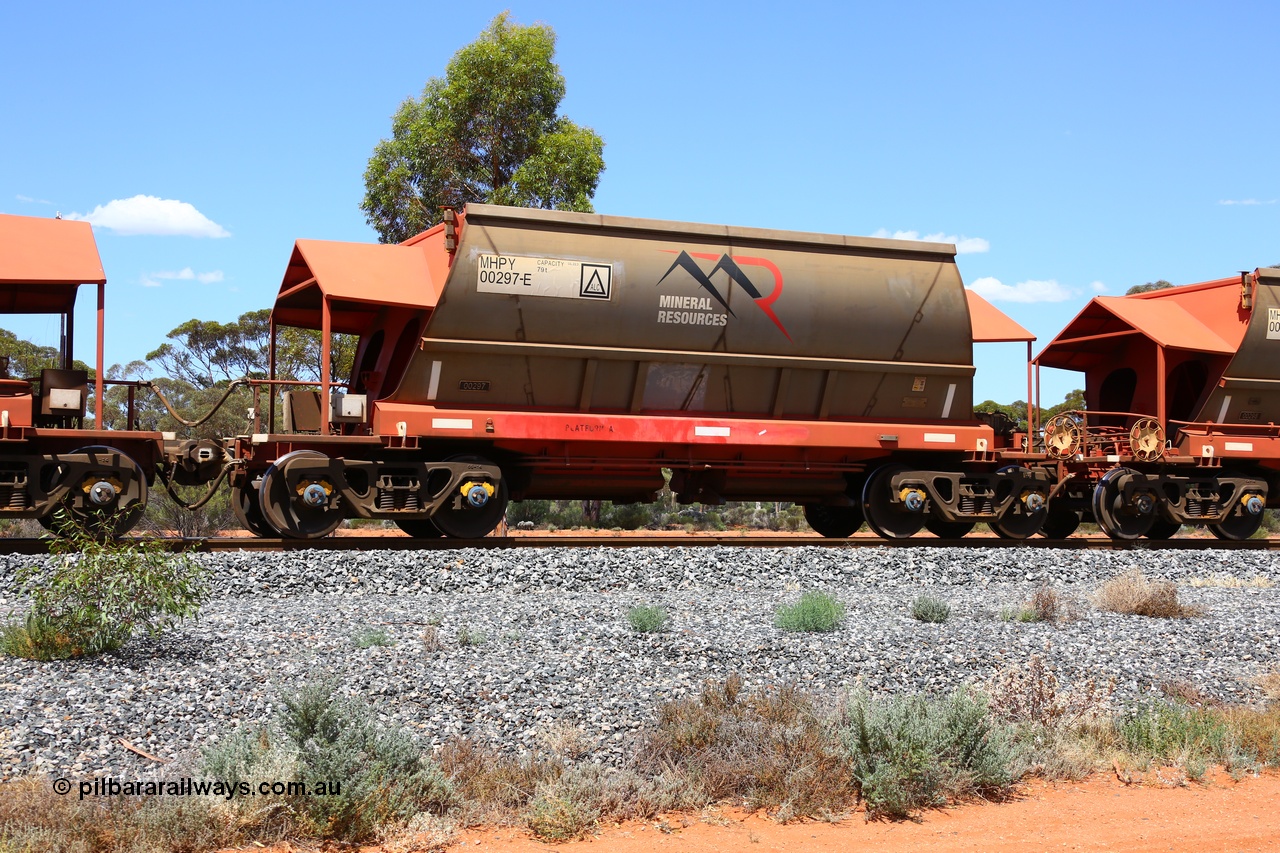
left=239, top=204, right=1047, bottom=540
left=0, top=214, right=218, bottom=535
left=1033, top=269, right=1280, bottom=540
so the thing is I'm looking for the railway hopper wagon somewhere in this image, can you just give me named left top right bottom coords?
left=0, top=213, right=221, bottom=535
left=1034, top=269, right=1280, bottom=540
left=239, top=204, right=1049, bottom=540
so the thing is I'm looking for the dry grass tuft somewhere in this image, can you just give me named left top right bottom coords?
left=1222, top=705, right=1280, bottom=767
left=1256, top=671, right=1280, bottom=704
left=1094, top=570, right=1204, bottom=618
left=1159, top=680, right=1222, bottom=708
left=986, top=655, right=1111, bottom=728
left=0, top=776, right=231, bottom=853
left=1002, top=586, right=1082, bottom=624
left=1188, top=574, right=1274, bottom=589
left=438, top=737, right=563, bottom=822
left=639, top=674, right=856, bottom=821
left=1028, top=585, right=1081, bottom=623
left=421, top=625, right=443, bottom=652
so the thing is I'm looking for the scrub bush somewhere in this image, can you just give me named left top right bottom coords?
left=775, top=591, right=844, bottom=632
left=1, top=513, right=209, bottom=660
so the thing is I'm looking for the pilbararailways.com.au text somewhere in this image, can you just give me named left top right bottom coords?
left=54, top=777, right=342, bottom=801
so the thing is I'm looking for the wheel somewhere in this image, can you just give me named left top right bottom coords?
left=1038, top=507, right=1081, bottom=539
left=395, top=518, right=445, bottom=538
left=1144, top=519, right=1182, bottom=540
left=428, top=455, right=508, bottom=539
left=258, top=450, right=345, bottom=540
left=43, top=446, right=148, bottom=538
left=861, top=464, right=926, bottom=539
left=803, top=503, right=864, bottom=538
left=1209, top=489, right=1266, bottom=540
left=230, top=477, right=275, bottom=537
left=990, top=466, right=1047, bottom=540
left=924, top=518, right=974, bottom=538
left=1091, top=467, right=1156, bottom=540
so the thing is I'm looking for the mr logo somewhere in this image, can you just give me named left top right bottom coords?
left=656, top=251, right=791, bottom=340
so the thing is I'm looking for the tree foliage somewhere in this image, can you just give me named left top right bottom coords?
left=1125, top=279, right=1174, bottom=296
left=0, top=328, right=92, bottom=379
left=146, top=309, right=355, bottom=389
left=361, top=13, right=605, bottom=243
left=0, top=518, right=209, bottom=660
left=975, top=389, right=1085, bottom=432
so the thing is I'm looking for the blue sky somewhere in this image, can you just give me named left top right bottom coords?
left=2, top=1, right=1277, bottom=405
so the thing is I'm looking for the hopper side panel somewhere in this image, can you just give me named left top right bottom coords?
left=1193, top=272, right=1280, bottom=426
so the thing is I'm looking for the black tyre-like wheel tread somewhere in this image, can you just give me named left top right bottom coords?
left=924, top=518, right=974, bottom=538
left=395, top=519, right=446, bottom=539
left=428, top=455, right=509, bottom=539
left=45, top=445, right=149, bottom=538
left=1091, top=468, right=1155, bottom=541
left=1208, top=508, right=1265, bottom=541
left=231, top=480, right=275, bottom=538
left=1038, top=508, right=1082, bottom=540
left=1143, top=519, right=1182, bottom=540
left=861, top=464, right=926, bottom=540
left=803, top=503, right=865, bottom=538
left=259, top=450, right=345, bottom=540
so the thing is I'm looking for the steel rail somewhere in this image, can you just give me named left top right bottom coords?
left=1, top=535, right=1277, bottom=554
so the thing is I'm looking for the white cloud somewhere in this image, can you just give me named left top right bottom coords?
left=969, top=276, right=1076, bottom=303
left=68, top=195, right=230, bottom=238
left=15, top=194, right=53, bottom=205
left=872, top=228, right=989, bottom=254
left=1090, top=281, right=1107, bottom=293
left=141, top=267, right=225, bottom=287
left=1218, top=198, right=1277, bottom=206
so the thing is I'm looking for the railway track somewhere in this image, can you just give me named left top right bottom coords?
left=1, top=534, right=1278, bottom=554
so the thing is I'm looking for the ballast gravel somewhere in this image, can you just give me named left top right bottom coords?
left=1, top=544, right=1278, bottom=779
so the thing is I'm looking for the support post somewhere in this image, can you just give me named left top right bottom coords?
left=321, top=298, right=331, bottom=437
left=268, top=317, right=277, bottom=434
left=1156, top=345, right=1166, bottom=428
left=1035, top=362, right=1042, bottom=435
left=1026, top=341, right=1034, bottom=439
left=95, top=282, right=104, bottom=424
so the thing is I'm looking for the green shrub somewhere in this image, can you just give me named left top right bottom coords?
left=456, top=626, right=485, bottom=647
left=276, top=682, right=454, bottom=841
left=1115, top=701, right=1233, bottom=767
left=775, top=591, right=844, bottom=632
left=626, top=605, right=668, bottom=633
left=911, top=595, right=951, bottom=624
left=353, top=627, right=391, bottom=649
left=203, top=683, right=456, bottom=842
left=843, top=689, right=1022, bottom=819
left=0, top=514, right=209, bottom=660
left=600, top=502, right=653, bottom=530
left=525, top=776, right=601, bottom=841
left=998, top=605, right=1037, bottom=623
left=506, top=500, right=552, bottom=527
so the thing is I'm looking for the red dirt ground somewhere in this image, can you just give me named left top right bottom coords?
left=223, top=771, right=1280, bottom=852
